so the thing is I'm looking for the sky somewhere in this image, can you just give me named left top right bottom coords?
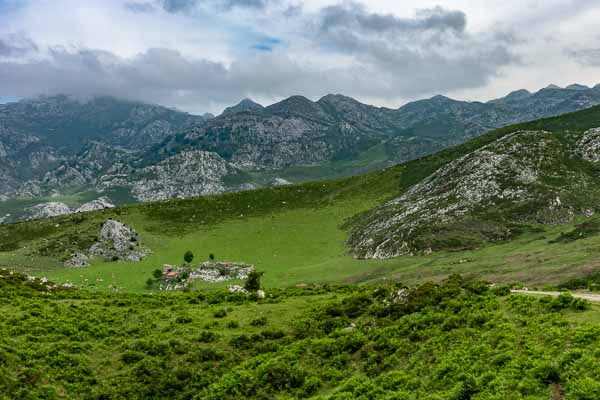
left=0, top=0, right=599, bottom=114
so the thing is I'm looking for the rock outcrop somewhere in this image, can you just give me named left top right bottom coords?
left=131, top=151, right=238, bottom=201
left=75, top=197, right=115, bottom=213
left=349, top=129, right=596, bottom=259
left=576, top=127, right=600, bottom=162
left=88, top=220, right=147, bottom=262
left=64, top=252, right=90, bottom=268
left=27, top=202, right=71, bottom=220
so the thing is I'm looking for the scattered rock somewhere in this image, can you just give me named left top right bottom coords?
left=187, top=261, right=254, bottom=283
left=228, top=285, right=249, bottom=294
left=75, top=197, right=115, bottom=213
left=27, top=202, right=71, bottom=220
left=270, top=177, right=292, bottom=186
left=64, top=252, right=90, bottom=268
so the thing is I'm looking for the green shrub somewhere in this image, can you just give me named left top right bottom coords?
left=250, top=316, right=268, bottom=326
left=198, top=331, right=219, bottom=343
left=226, top=320, right=240, bottom=329
left=120, top=351, right=145, bottom=365
left=245, top=271, right=264, bottom=292
left=175, top=315, right=192, bottom=324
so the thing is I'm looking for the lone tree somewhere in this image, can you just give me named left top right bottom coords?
left=152, top=269, right=162, bottom=279
left=184, top=250, right=194, bottom=264
left=209, top=253, right=215, bottom=261
left=244, top=271, right=264, bottom=292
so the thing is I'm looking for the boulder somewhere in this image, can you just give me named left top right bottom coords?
left=75, top=197, right=115, bottom=213
left=64, top=252, right=90, bottom=268
left=89, top=219, right=147, bottom=262
left=27, top=202, right=71, bottom=220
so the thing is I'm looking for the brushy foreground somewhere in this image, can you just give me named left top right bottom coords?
left=1, top=270, right=600, bottom=399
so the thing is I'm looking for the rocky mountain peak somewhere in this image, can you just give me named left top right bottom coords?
left=221, top=98, right=264, bottom=116
left=566, top=84, right=590, bottom=91
left=542, top=84, right=562, bottom=90
left=489, top=89, right=532, bottom=104
left=265, top=95, right=333, bottom=121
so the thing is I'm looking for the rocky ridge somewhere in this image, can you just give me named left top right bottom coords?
left=349, top=128, right=600, bottom=259
left=131, top=150, right=239, bottom=201
left=4, top=85, right=600, bottom=211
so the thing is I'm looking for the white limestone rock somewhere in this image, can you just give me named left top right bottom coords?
left=89, top=220, right=147, bottom=262
left=75, top=197, right=115, bottom=213
left=64, top=252, right=90, bottom=268
left=27, top=202, right=71, bottom=220
left=270, top=177, right=292, bottom=186
left=131, top=150, right=238, bottom=201
left=349, top=130, right=571, bottom=259
left=576, top=127, right=600, bottom=162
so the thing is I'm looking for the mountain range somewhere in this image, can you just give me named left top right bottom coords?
left=4, top=104, right=600, bottom=287
left=2, top=83, right=600, bottom=222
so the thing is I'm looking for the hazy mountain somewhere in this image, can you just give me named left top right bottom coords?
left=221, top=98, right=264, bottom=116
left=3, top=84, right=600, bottom=218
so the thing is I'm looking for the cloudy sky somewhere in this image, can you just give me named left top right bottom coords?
left=0, top=0, right=599, bottom=114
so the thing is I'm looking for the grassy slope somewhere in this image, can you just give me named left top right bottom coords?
left=3, top=106, right=600, bottom=290
left=3, top=274, right=600, bottom=399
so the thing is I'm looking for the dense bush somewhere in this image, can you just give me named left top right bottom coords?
left=1, top=273, right=599, bottom=399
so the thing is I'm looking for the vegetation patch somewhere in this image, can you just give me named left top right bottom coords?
left=1, top=273, right=600, bottom=399
left=551, top=220, right=600, bottom=243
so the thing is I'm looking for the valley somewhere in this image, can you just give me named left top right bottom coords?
left=5, top=1, right=600, bottom=398
left=4, top=105, right=600, bottom=292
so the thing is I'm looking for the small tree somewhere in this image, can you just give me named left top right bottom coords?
left=184, top=250, right=194, bottom=264
left=244, top=271, right=263, bottom=292
left=152, top=269, right=162, bottom=279
left=209, top=253, right=215, bottom=261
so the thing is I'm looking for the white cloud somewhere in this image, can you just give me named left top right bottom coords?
left=0, top=0, right=599, bottom=113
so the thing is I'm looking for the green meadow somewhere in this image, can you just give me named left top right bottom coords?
left=3, top=195, right=600, bottom=292
left=4, top=105, right=600, bottom=292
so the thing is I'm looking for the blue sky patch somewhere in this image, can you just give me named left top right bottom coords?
left=252, top=36, right=282, bottom=52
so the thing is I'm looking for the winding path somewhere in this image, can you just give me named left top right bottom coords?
left=511, top=289, right=600, bottom=303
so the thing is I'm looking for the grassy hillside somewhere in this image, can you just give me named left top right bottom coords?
left=2, top=271, right=600, bottom=399
left=3, top=106, right=600, bottom=290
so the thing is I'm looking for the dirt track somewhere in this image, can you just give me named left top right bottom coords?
left=511, top=290, right=600, bottom=303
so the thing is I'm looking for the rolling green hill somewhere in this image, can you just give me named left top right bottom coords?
left=4, top=106, right=600, bottom=291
